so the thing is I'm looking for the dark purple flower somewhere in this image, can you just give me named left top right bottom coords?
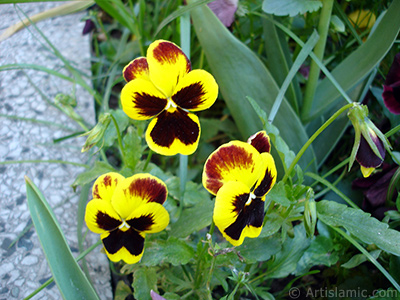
left=382, top=53, right=400, bottom=114
left=208, top=0, right=238, bottom=27
left=353, top=164, right=398, bottom=220
left=82, top=19, right=95, bottom=35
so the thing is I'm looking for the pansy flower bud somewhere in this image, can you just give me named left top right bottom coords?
left=382, top=53, right=400, bottom=114
left=81, top=113, right=111, bottom=152
left=348, top=103, right=391, bottom=178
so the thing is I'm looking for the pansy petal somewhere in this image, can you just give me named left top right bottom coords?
left=202, top=141, right=263, bottom=196
left=101, top=229, right=145, bottom=264
left=247, top=131, right=271, bottom=154
left=356, top=134, right=385, bottom=169
left=253, top=152, right=277, bottom=197
left=214, top=181, right=264, bottom=246
left=145, top=108, right=200, bottom=156
left=385, top=53, right=400, bottom=86
left=123, top=57, right=149, bottom=82
left=147, top=40, right=191, bottom=97
left=121, top=78, right=167, bottom=120
left=383, top=83, right=400, bottom=115
left=85, top=199, right=122, bottom=234
left=111, top=174, right=168, bottom=219
left=171, top=69, right=218, bottom=111
left=127, top=202, right=169, bottom=234
left=92, top=172, right=125, bottom=202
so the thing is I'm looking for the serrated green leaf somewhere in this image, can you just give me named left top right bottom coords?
left=190, top=3, right=316, bottom=172
left=262, top=0, right=322, bottom=17
left=295, top=235, right=340, bottom=275
left=317, top=200, right=400, bottom=256
left=72, top=161, right=116, bottom=189
left=265, top=224, right=311, bottom=279
left=140, top=237, right=195, bottom=267
left=237, top=235, right=282, bottom=263
left=133, top=267, right=157, bottom=300
left=260, top=212, right=285, bottom=238
left=266, top=182, right=292, bottom=207
left=25, top=176, right=100, bottom=300
left=169, top=196, right=213, bottom=238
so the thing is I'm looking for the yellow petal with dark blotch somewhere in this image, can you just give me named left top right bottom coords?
left=147, top=40, right=191, bottom=97
left=172, top=69, right=218, bottom=112
left=247, top=131, right=271, bottom=154
left=123, top=57, right=149, bottom=82
left=202, top=141, right=263, bottom=196
left=145, top=109, right=200, bottom=156
left=85, top=199, right=122, bottom=234
left=111, top=174, right=168, bottom=219
left=92, top=172, right=125, bottom=202
left=213, top=181, right=264, bottom=246
left=100, top=230, right=145, bottom=264
left=126, top=202, right=169, bottom=234
left=121, top=77, right=167, bottom=120
left=253, top=152, right=277, bottom=197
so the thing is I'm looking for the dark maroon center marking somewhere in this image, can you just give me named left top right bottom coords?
left=96, top=211, right=121, bottom=231
left=150, top=108, right=199, bottom=148
left=253, top=168, right=274, bottom=197
left=172, top=82, right=206, bottom=110
left=224, top=196, right=264, bottom=241
left=124, top=58, right=148, bottom=82
left=102, top=228, right=144, bottom=256
left=127, top=214, right=155, bottom=232
left=133, top=92, right=166, bottom=117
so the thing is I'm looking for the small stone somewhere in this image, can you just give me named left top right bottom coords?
left=11, top=287, right=19, bottom=298
left=21, top=255, right=38, bottom=266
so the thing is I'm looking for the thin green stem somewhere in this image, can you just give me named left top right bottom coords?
left=143, top=150, right=153, bottom=172
left=109, top=113, right=126, bottom=165
left=331, top=226, right=400, bottom=292
left=386, top=124, right=400, bottom=138
left=302, top=0, right=334, bottom=121
left=0, top=113, right=75, bottom=131
left=0, top=159, right=89, bottom=168
left=178, top=11, right=191, bottom=217
left=306, top=172, right=358, bottom=209
left=282, top=102, right=355, bottom=183
left=24, top=240, right=102, bottom=300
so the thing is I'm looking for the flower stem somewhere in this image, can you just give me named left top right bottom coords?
left=282, top=102, right=355, bottom=183
left=331, top=226, right=400, bottom=292
left=301, top=0, right=334, bottom=121
left=178, top=11, right=191, bottom=215
left=109, top=113, right=126, bottom=165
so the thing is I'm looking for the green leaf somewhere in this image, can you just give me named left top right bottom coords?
left=296, top=235, right=340, bottom=275
left=264, top=224, right=311, bottom=279
left=72, top=161, right=116, bottom=189
left=115, top=281, right=132, bottom=300
left=266, top=182, right=291, bottom=207
left=308, top=0, right=400, bottom=121
left=260, top=212, right=285, bottom=238
left=190, top=3, right=316, bottom=172
left=25, top=176, right=100, bottom=300
left=237, top=235, right=282, bottom=263
left=317, top=200, right=400, bottom=256
left=103, top=109, right=130, bottom=147
left=133, top=267, right=157, bottom=300
left=342, top=250, right=381, bottom=269
left=123, top=125, right=143, bottom=171
left=140, top=236, right=195, bottom=267
left=169, top=196, right=213, bottom=238
left=262, top=0, right=322, bottom=17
